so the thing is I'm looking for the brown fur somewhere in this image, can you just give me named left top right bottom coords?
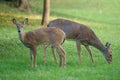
left=13, top=18, right=66, bottom=68
left=48, top=18, right=112, bottom=63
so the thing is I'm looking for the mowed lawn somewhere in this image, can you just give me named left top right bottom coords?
left=0, top=0, right=120, bottom=80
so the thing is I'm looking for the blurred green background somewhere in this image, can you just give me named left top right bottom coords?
left=0, top=0, right=120, bottom=80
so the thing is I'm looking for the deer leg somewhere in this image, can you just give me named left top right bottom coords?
left=59, top=54, right=62, bottom=68
left=51, top=46, right=58, bottom=63
left=32, top=48, right=37, bottom=68
left=85, top=45, right=94, bottom=63
left=30, top=49, right=33, bottom=67
left=56, top=47, right=62, bottom=68
left=59, top=45, right=66, bottom=68
left=56, top=46, right=63, bottom=68
left=43, top=44, right=50, bottom=64
left=56, top=45, right=66, bottom=68
left=76, top=41, right=81, bottom=63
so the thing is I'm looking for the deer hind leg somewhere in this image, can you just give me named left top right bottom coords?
left=51, top=46, right=58, bottom=63
left=76, top=40, right=82, bottom=63
left=85, top=45, right=94, bottom=63
left=44, top=44, right=58, bottom=64
left=43, top=44, right=50, bottom=64
left=59, top=46, right=66, bottom=68
left=56, top=45, right=66, bottom=68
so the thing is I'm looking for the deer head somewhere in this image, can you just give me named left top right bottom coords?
left=104, top=42, right=112, bottom=63
left=12, top=18, right=28, bottom=32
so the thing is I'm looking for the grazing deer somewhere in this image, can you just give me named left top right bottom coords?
left=12, top=18, right=66, bottom=68
left=48, top=18, right=112, bottom=63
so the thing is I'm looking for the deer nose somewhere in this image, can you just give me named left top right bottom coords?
left=107, top=58, right=112, bottom=64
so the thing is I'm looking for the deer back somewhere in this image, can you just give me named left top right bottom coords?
left=48, top=19, right=95, bottom=40
left=23, top=27, right=65, bottom=47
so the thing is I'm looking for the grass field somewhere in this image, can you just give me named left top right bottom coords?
left=0, top=0, right=120, bottom=80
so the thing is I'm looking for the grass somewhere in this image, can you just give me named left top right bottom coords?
left=50, top=0, right=120, bottom=25
left=0, top=0, right=120, bottom=80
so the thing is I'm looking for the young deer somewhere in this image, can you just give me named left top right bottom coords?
left=48, top=18, right=112, bottom=64
left=12, top=18, right=66, bottom=68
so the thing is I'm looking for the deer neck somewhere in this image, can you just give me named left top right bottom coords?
left=91, top=39, right=106, bottom=55
left=18, top=29, right=25, bottom=42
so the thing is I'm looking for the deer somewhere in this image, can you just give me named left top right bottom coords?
left=47, top=18, right=112, bottom=64
left=12, top=18, right=66, bottom=68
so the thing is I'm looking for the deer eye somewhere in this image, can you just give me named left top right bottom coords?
left=110, top=54, right=112, bottom=57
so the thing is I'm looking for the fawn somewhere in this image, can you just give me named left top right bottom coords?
left=12, top=18, right=66, bottom=68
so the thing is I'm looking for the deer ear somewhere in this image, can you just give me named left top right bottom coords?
left=105, top=42, right=111, bottom=48
left=12, top=18, right=17, bottom=24
left=23, top=18, right=28, bottom=25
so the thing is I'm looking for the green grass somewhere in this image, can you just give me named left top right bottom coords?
left=50, top=0, right=120, bottom=25
left=0, top=0, right=120, bottom=80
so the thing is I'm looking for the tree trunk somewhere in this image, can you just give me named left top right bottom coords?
left=13, top=0, right=31, bottom=12
left=41, top=0, right=50, bottom=26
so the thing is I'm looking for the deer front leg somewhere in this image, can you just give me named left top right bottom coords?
left=30, top=49, right=33, bottom=67
left=31, top=48, right=37, bottom=68
left=85, top=45, right=94, bottom=63
left=33, top=50, right=37, bottom=68
left=76, top=40, right=81, bottom=63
